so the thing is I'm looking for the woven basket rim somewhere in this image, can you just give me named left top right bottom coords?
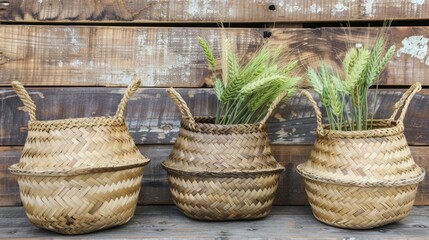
left=9, top=159, right=150, bottom=176
left=161, top=161, right=284, bottom=177
left=319, top=119, right=403, bottom=138
left=184, top=116, right=265, bottom=133
left=296, top=164, right=426, bottom=187
left=28, top=116, right=123, bottom=127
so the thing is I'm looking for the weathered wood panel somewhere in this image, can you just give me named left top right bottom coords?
left=0, top=26, right=263, bottom=87
left=1, top=206, right=429, bottom=239
left=1, top=88, right=428, bottom=146
left=0, top=147, right=21, bottom=206
left=272, top=27, right=429, bottom=86
left=1, top=0, right=429, bottom=22
left=1, top=145, right=428, bottom=206
left=2, top=26, right=429, bottom=86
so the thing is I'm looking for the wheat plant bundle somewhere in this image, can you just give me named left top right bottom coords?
left=198, top=31, right=301, bottom=124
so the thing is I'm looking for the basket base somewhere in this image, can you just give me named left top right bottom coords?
left=17, top=167, right=145, bottom=234
left=312, top=213, right=405, bottom=230
left=303, top=179, right=419, bottom=229
left=177, top=206, right=272, bottom=221
left=27, top=208, right=136, bottom=235
left=166, top=171, right=281, bottom=221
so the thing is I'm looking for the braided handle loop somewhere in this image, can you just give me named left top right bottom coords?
left=12, top=81, right=37, bottom=121
left=115, top=78, right=141, bottom=119
left=301, top=90, right=324, bottom=136
left=257, top=91, right=289, bottom=129
left=166, top=88, right=196, bottom=130
left=390, top=82, right=422, bottom=124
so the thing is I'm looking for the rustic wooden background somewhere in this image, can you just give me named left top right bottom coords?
left=0, top=0, right=428, bottom=206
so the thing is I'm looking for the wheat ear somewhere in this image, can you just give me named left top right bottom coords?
left=198, top=37, right=216, bottom=71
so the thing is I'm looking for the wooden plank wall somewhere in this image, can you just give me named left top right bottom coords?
left=0, top=0, right=428, bottom=206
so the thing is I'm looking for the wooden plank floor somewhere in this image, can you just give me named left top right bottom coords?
left=0, top=206, right=428, bottom=239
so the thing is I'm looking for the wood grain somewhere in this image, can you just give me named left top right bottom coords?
left=1, top=87, right=428, bottom=146
left=2, top=26, right=429, bottom=86
left=1, top=0, right=429, bottom=22
left=1, top=145, right=428, bottom=206
left=1, top=206, right=429, bottom=239
left=0, top=26, right=263, bottom=87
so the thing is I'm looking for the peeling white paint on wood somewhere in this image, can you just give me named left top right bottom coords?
left=331, top=3, right=348, bottom=16
left=70, top=59, right=83, bottom=67
left=409, top=0, right=426, bottom=12
left=310, top=4, right=323, bottom=13
left=63, top=28, right=83, bottom=53
left=272, top=129, right=288, bottom=143
left=409, top=0, right=426, bottom=5
left=185, top=0, right=221, bottom=17
left=362, top=0, right=376, bottom=16
left=274, top=113, right=286, bottom=122
left=396, top=35, right=429, bottom=64
left=58, top=59, right=93, bottom=70
left=137, top=30, right=192, bottom=86
left=285, top=3, right=302, bottom=13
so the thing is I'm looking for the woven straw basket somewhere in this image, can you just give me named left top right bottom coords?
left=9, top=79, right=150, bottom=234
left=161, top=89, right=285, bottom=221
left=297, top=83, right=425, bottom=229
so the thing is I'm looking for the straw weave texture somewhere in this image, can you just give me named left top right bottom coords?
left=9, top=79, right=150, bottom=234
left=297, top=83, right=425, bottom=229
left=167, top=171, right=281, bottom=220
left=303, top=179, right=418, bottom=229
left=162, top=89, right=285, bottom=220
left=19, top=167, right=144, bottom=234
left=11, top=117, right=146, bottom=176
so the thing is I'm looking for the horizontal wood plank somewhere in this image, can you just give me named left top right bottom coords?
left=0, top=87, right=428, bottom=146
left=0, top=26, right=263, bottom=87
left=1, top=145, right=428, bottom=206
left=271, top=27, right=429, bottom=86
left=1, top=206, right=429, bottom=239
left=2, top=26, right=429, bottom=86
left=1, top=0, right=429, bottom=22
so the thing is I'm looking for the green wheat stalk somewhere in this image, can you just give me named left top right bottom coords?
left=198, top=34, right=301, bottom=125
left=198, top=37, right=216, bottom=71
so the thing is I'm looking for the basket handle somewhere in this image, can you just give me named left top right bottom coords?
left=257, top=91, right=289, bottom=129
left=389, top=82, right=422, bottom=124
left=166, top=88, right=196, bottom=130
left=301, top=90, right=324, bottom=136
left=115, top=78, right=141, bottom=119
left=12, top=81, right=37, bottom=121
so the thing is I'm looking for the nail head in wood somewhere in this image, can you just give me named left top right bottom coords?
left=263, top=31, right=272, bottom=38
left=268, top=5, right=276, bottom=11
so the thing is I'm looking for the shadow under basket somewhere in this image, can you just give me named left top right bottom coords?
left=9, top=79, right=150, bottom=234
left=161, top=89, right=285, bottom=221
left=297, top=83, right=426, bottom=229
